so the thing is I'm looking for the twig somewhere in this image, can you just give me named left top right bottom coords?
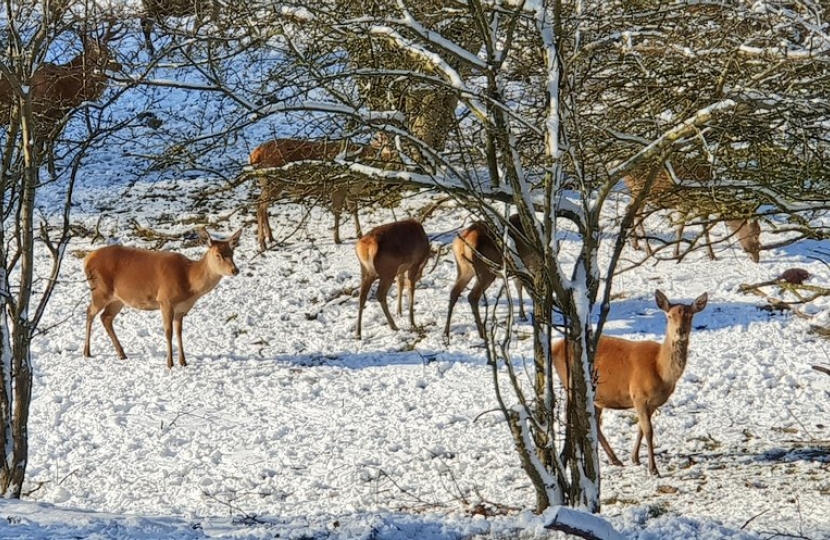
left=416, top=195, right=452, bottom=223
left=473, top=408, right=503, bottom=422
left=737, top=284, right=814, bottom=319
left=811, top=365, right=830, bottom=377
left=58, top=468, right=80, bottom=486
left=471, top=486, right=523, bottom=516
left=376, top=468, right=442, bottom=508
left=426, top=241, right=448, bottom=275
left=201, top=490, right=268, bottom=524
left=92, top=214, right=104, bottom=243
left=785, top=405, right=815, bottom=441
left=23, top=481, right=47, bottom=497
left=757, top=530, right=816, bottom=540
left=431, top=452, right=471, bottom=506
left=159, top=409, right=203, bottom=433
left=129, top=219, right=188, bottom=249
left=740, top=509, right=770, bottom=530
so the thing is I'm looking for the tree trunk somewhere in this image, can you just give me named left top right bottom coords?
left=0, top=89, right=38, bottom=498
left=563, top=327, right=601, bottom=512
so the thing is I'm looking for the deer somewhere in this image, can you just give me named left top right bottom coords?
left=624, top=163, right=761, bottom=263
left=444, top=214, right=542, bottom=341
left=0, top=25, right=122, bottom=140
left=141, top=0, right=220, bottom=55
left=83, top=227, right=242, bottom=369
left=552, top=289, right=708, bottom=476
left=249, top=134, right=396, bottom=251
left=355, top=218, right=431, bottom=339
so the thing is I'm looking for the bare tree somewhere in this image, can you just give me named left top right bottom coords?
left=243, top=0, right=610, bottom=513
left=594, top=1, right=830, bottom=262
left=242, top=0, right=830, bottom=516
left=0, top=1, right=124, bottom=497
left=76, top=0, right=830, bottom=522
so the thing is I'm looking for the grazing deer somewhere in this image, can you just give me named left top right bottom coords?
left=0, top=26, right=122, bottom=140
left=249, top=134, right=395, bottom=251
left=355, top=219, right=430, bottom=339
left=141, top=0, right=219, bottom=54
left=83, top=228, right=242, bottom=369
left=444, top=214, right=541, bottom=341
left=553, top=290, right=708, bottom=476
left=624, top=164, right=761, bottom=262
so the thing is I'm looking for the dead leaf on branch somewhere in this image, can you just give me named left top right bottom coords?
left=738, top=269, right=830, bottom=320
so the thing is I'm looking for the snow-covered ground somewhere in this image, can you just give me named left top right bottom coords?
left=2, top=21, right=830, bottom=540
left=12, top=155, right=830, bottom=540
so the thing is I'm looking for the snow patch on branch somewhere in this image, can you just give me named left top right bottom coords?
left=608, top=99, right=739, bottom=179
left=366, top=25, right=489, bottom=122
left=253, top=100, right=405, bottom=125
left=543, top=506, right=625, bottom=540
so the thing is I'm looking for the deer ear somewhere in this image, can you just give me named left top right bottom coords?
left=655, top=289, right=670, bottom=312
left=692, top=292, right=709, bottom=313
left=228, top=229, right=242, bottom=248
left=197, top=227, right=213, bottom=246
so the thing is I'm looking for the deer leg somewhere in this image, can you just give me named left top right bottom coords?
left=332, top=212, right=342, bottom=245
left=257, top=178, right=277, bottom=251
left=355, top=271, right=375, bottom=339
left=351, top=199, right=362, bottom=239
left=643, top=220, right=655, bottom=257
left=515, top=278, right=527, bottom=320
left=140, top=17, right=156, bottom=55
left=396, top=272, right=405, bottom=317
left=704, top=221, right=716, bottom=260
left=376, top=274, right=399, bottom=331
left=43, top=139, right=57, bottom=178
left=629, top=223, right=642, bottom=251
left=633, top=220, right=655, bottom=256
left=673, top=220, right=686, bottom=259
left=468, top=272, right=495, bottom=339
left=99, top=301, right=126, bottom=360
left=161, top=303, right=175, bottom=369
left=596, top=407, right=624, bottom=466
left=632, top=419, right=643, bottom=466
left=558, top=391, right=575, bottom=465
left=174, top=313, right=186, bottom=367
left=407, top=259, right=429, bottom=329
left=405, top=272, right=417, bottom=329
left=633, top=403, right=659, bottom=475
left=444, top=267, right=475, bottom=341
left=555, top=399, right=651, bottom=473
left=84, top=296, right=108, bottom=358
left=628, top=206, right=649, bottom=254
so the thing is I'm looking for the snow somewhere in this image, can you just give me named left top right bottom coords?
left=3, top=22, right=830, bottom=540
left=14, top=150, right=830, bottom=540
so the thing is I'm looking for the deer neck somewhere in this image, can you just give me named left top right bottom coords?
left=189, top=254, right=223, bottom=297
left=69, top=53, right=100, bottom=71
left=658, top=327, right=691, bottom=384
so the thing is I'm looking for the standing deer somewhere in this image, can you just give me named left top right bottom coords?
left=0, top=26, right=122, bottom=139
left=249, top=134, right=395, bottom=250
left=624, top=164, right=761, bottom=262
left=444, top=214, right=541, bottom=341
left=355, top=219, right=430, bottom=339
left=553, top=289, right=708, bottom=476
left=83, top=228, right=242, bottom=369
left=141, top=0, right=219, bottom=55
